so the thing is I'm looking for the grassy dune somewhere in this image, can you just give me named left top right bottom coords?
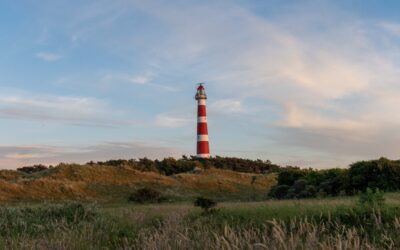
left=0, top=164, right=276, bottom=202
left=2, top=162, right=400, bottom=249
left=1, top=194, right=400, bottom=249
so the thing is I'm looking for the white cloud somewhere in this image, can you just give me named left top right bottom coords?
left=279, top=103, right=367, bottom=131
left=155, top=113, right=191, bottom=128
left=0, top=142, right=183, bottom=169
left=210, top=99, right=243, bottom=114
left=0, top=91, right=123, bottom=126
left=380, top=22, right=400, bottom=37
left=35, top=52, right=63, bottom=62
left=102, top=73, right=152, bottom=85
left=128, top=76, right=150, bottom=85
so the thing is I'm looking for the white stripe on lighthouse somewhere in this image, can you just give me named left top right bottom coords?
left=197, top=116, right=207, bottom=123
left=197, top=135, right=209, bottom=141
left=198, top=99, right=206, bottom=105
left=197, top=153, right=210, bottom=158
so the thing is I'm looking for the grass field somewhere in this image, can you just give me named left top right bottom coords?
left=1, top=193, right=400, bottom=249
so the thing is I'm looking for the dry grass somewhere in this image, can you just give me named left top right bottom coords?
left=0, top=164, right=276, bottom=202
left=175, top=168, right=276, bottom=192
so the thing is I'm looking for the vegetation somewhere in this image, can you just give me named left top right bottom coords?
left=268, top=157, right=400, bottom=199
left=194, top=197, right=217, bottom=213
left=3, top=156, right=400, bottom=248
left=128, top=187, right=164, bottom=203
left=0, top=193, right=400, bottom=249
left=17, top=164, right=48, bottom=174
left=358, top=187, right=385, bottom=209
left=0, top=157, right=277, bottom=202
left=93, top=155, right=279, bottom=175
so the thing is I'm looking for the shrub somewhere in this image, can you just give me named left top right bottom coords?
left=268, top=185, right=290, bottom=199
left=357, top=188, right=385, bottom=209
left=194, top=197, right=217, bottom=213
left=128, top=187, right=164, bottom=203
left=17, top=164, right=48, bottom=174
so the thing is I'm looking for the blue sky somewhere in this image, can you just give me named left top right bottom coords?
left=2, top=0, right=400, bottom=168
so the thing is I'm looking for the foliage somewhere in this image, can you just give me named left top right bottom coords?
left=268, top=158, right=400, bottom=199
left=128, top=187, right=164, bottom=203
left=17, top=164, right=48, bottom=174
left=93, top=156, right=279, bottom=175
left=268, top=185, right=290, bottom=199
left=194, top=197, right=217, bottom=212
left=2, top=197, right=400, bottom=249
left=0, top=203, right=96, bottom=237
left=207, top=156, right=280, bottom=173
left=358, top=188, right=385, bottom=209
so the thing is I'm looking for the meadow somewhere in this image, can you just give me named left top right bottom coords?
left=1, top=157, right=400, bottom=249
left=1, top=193, right=400, bottom=249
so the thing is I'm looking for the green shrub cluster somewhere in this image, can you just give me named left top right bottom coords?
left=17, top=164, right=48, bottom=174
left=268, top=157, right=400, bottom=199
left=194, top=197, right=217, bottom=213
left=128, top=187, right=165, bottom=203
left=92, top=156, right=279, bottom=175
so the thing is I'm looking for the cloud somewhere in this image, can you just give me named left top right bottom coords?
left=101, top=72, right=178, bottom=91
left=209, top=99, right=243, bottom=114
left=102, top=73, right=152, bottom=85
left=155, top=113, right=191, bottom=128
left=0, top=91, right=124, bottom=126
left=128, top=76, right=150, bottom=85
left=279, top=103, right=367, bottom=131
left=0, top=142, right=184, bottom=169
left=35, top=52, right=63, bottom=61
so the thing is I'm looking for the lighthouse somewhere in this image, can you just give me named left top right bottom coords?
left=195, top=83, right=210, bottom=158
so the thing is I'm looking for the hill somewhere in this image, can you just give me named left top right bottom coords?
left=0, top=157, right=278, bottom=202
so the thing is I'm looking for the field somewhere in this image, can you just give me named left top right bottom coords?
left=2, top=159, right=400, bottom=249
left=1, top=193, right=400, bottom=249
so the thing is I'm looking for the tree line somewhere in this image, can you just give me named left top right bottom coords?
left=90, top=156, right=280, bottom=175
left=268, top=157, right=400, bottom=199
left=17, top=156, right=279, bottom=176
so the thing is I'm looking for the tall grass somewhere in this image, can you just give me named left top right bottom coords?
left=1, top=196, right=400, bottom=249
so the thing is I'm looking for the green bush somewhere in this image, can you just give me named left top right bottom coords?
left=358, top=188, right=385, bottom=209
left=194, top=197, right=217, bottom=213
left=268, top=185, right=290, bottom=199
left=128, top=187, right=164, bottom=203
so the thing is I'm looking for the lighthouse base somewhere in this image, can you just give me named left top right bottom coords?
left=196, top=154, right=210, bottom=158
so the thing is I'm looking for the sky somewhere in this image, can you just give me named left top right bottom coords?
left=2, top=0, right=400, bottom=169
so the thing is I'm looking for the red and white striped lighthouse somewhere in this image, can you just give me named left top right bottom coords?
left=195, top=83, right=210, bottom=158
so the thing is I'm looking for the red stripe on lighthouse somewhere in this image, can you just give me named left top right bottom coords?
left=197, top=122, right=208, bottom=135
left=198, top=105, right=206, bottom=116
left=197, top=141, right=210, bottom=154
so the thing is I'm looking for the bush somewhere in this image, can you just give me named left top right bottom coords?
left=128, top=187, right=164, bottom=203
left=194, top=197, right=217, bottom=213
left=17, top=164, right=48, bottom=174
left=268, top=185, right=290, bottom=199
left=358, top=188, right=385, bottom=209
